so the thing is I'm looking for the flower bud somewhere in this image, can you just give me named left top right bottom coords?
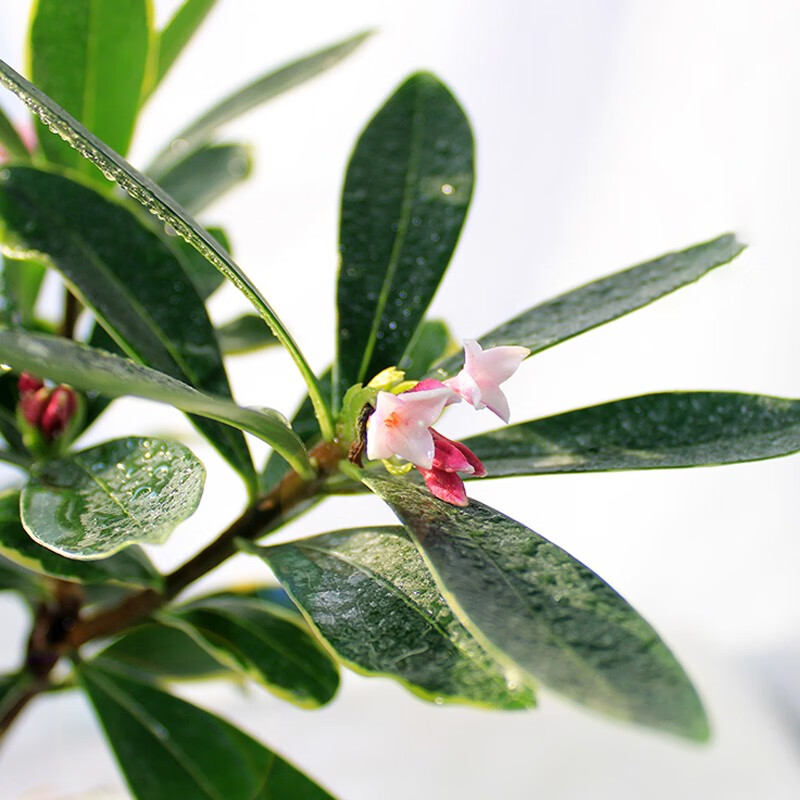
left=18, top=372, right=44, bottom=396
left=40, top=386, right=78, bottom=443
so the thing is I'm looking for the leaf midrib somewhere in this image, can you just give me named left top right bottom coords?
left=355, top=85, right=424, bottom=385
left=183, top=605, right=328, bottom=692
left=294, top=537, right=514, bottom=685
left=83, top=668, right=223, bottom=800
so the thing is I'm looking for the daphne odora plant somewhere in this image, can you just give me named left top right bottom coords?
left=1, top=3, right=800, bottom=799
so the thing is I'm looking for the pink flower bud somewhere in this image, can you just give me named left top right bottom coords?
left=417, top=465, right=469, bottom=506
left=416, top=431, right=486, bottom=506
left=40, top=386, right=78, bottom=442
left=20, top=386, right=50, bottom=426
left=18, top=373, right=44, bottom=396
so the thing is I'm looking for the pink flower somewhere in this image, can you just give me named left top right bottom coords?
left=445, top=339, right=530, bottom=423
left=417, top=431, right=486, bottom=507
left=366, top=384, right=456, bottom=469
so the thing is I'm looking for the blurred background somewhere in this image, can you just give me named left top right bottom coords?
left=1, top=0, right=799, bottom=797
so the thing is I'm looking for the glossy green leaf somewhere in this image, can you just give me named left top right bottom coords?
left=0, top=372, right=25, bottom=453
left=21, top=437, right=205, bottom=560
left=0, top=329, right=313, bottom=479
left=29, top=0, right=150, bottom=170
left=365, top=474, right=709, bottom=740
left=398, top=319, right=455, bottom=378
left=0, top=105, right=28, bottom=159
left=96, top=623, right=230, bottom=681
left=1, top=255, right=46, bottom=326
left=248, top=527, right=535, bottom=709
left=0, top=489, right=162, bottom=587
left=157, top=143, right=252, bottom=215
left=0, top=56, right=334, bottom=440
left=0, top=165, right=254, bottom=485
left=260, top=370, right=331, bottom=494
left=464, top=392, right=800, bottom=477
left=79, top=664, right=337, bottom=800
left=335, top=72, right=473, bottom=406
left=149, top=30, right=373, bottom=177
left=167, top=594, right=339, bottom=707
left=147, top=0, right=217, bottom=97
left=169, top=226, right=229, bottom=300
left=0, top=551, right=40, bottom=595
left=434, top=234, right=745, bottom=376
left=218, top=314, right=278, bottom=355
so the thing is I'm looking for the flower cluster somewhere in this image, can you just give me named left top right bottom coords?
left=366, top=340, right=529, bottom=505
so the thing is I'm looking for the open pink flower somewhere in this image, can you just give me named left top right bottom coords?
left=445, top=339, right=530, bottom=423
left=417, top=430, right=487, bottom=506
left=366, top=384, right=456, bottom=469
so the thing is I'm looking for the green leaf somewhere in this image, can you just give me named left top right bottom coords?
left=21, top=437, right=205, bottom=560
left=247, top=528, right=535, bottom=709
left=166, top=594, right=339, bottom=708
left=260, top=370, right=331, bottom=494
left=157, top=143, right=252, bottom=215
left=335, top=72, right=473, bottom=406
left=434, top=234, right=746, bottom=376
left=0, top=489, right=162, bottom=587
left=398, top=319, right=455, bottom=378
left=96, top=623, right=231, bottom=681
left=147, top=0, right=217, bottom=97
left=0, top=328, right=314, bottom=479
left=218, top=314, right=278, bottom=355
left=168, top=226, right=230, bottom=301
left=0, top=371, right=25, bottom=453
left=0, top=105, right=28, bottom=159
left=464, top=392, right=800, bottom=477
left=0, top=165, right=254, bottom=485
left=149, top=30, right=373, bottom=177
left=0, top=551, right=40, bottom=595
left=29, top=0, right=151, bottom=170
left=365, top=474, right=709, bottom=741
left=1, top=255, right=46, bottom=325
left=0, top=56, right=334, bottom=441
left=79, top=663, right=337, bottom=800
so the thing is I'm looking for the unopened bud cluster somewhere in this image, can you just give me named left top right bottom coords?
left=18, top=373, right=78, bottom=444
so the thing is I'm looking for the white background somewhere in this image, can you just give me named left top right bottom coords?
left=1, top=1, right=799, bottom=797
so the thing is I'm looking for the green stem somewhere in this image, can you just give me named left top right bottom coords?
left=0, top=58, right=336, bottom=442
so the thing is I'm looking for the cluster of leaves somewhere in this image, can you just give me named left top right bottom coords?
left=1, top=2, right=799, bottom=798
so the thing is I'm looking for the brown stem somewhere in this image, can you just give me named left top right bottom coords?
left=0, top=580, right=86, bottom=743
left=65, top=439, right=344, bottom=649
left=0, top=682, right=44, bottom=743
left=0, top=441, right=344, bottom=747
left=59, top=289, right=81, bottom=340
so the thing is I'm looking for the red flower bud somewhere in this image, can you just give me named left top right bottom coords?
left=40, top=386, right=78, bottom=442
left=18, top=373, right=44, bottom=396
left=20, top=386, right=50, bottom=426
left=416, top=430, right=486, bottom=507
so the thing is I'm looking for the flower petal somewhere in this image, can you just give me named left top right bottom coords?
left=366, top=388, right=452, bottom=468
left=431, top=430, right=474, bottom=474
left=418, top=466, right=468, bottom=506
